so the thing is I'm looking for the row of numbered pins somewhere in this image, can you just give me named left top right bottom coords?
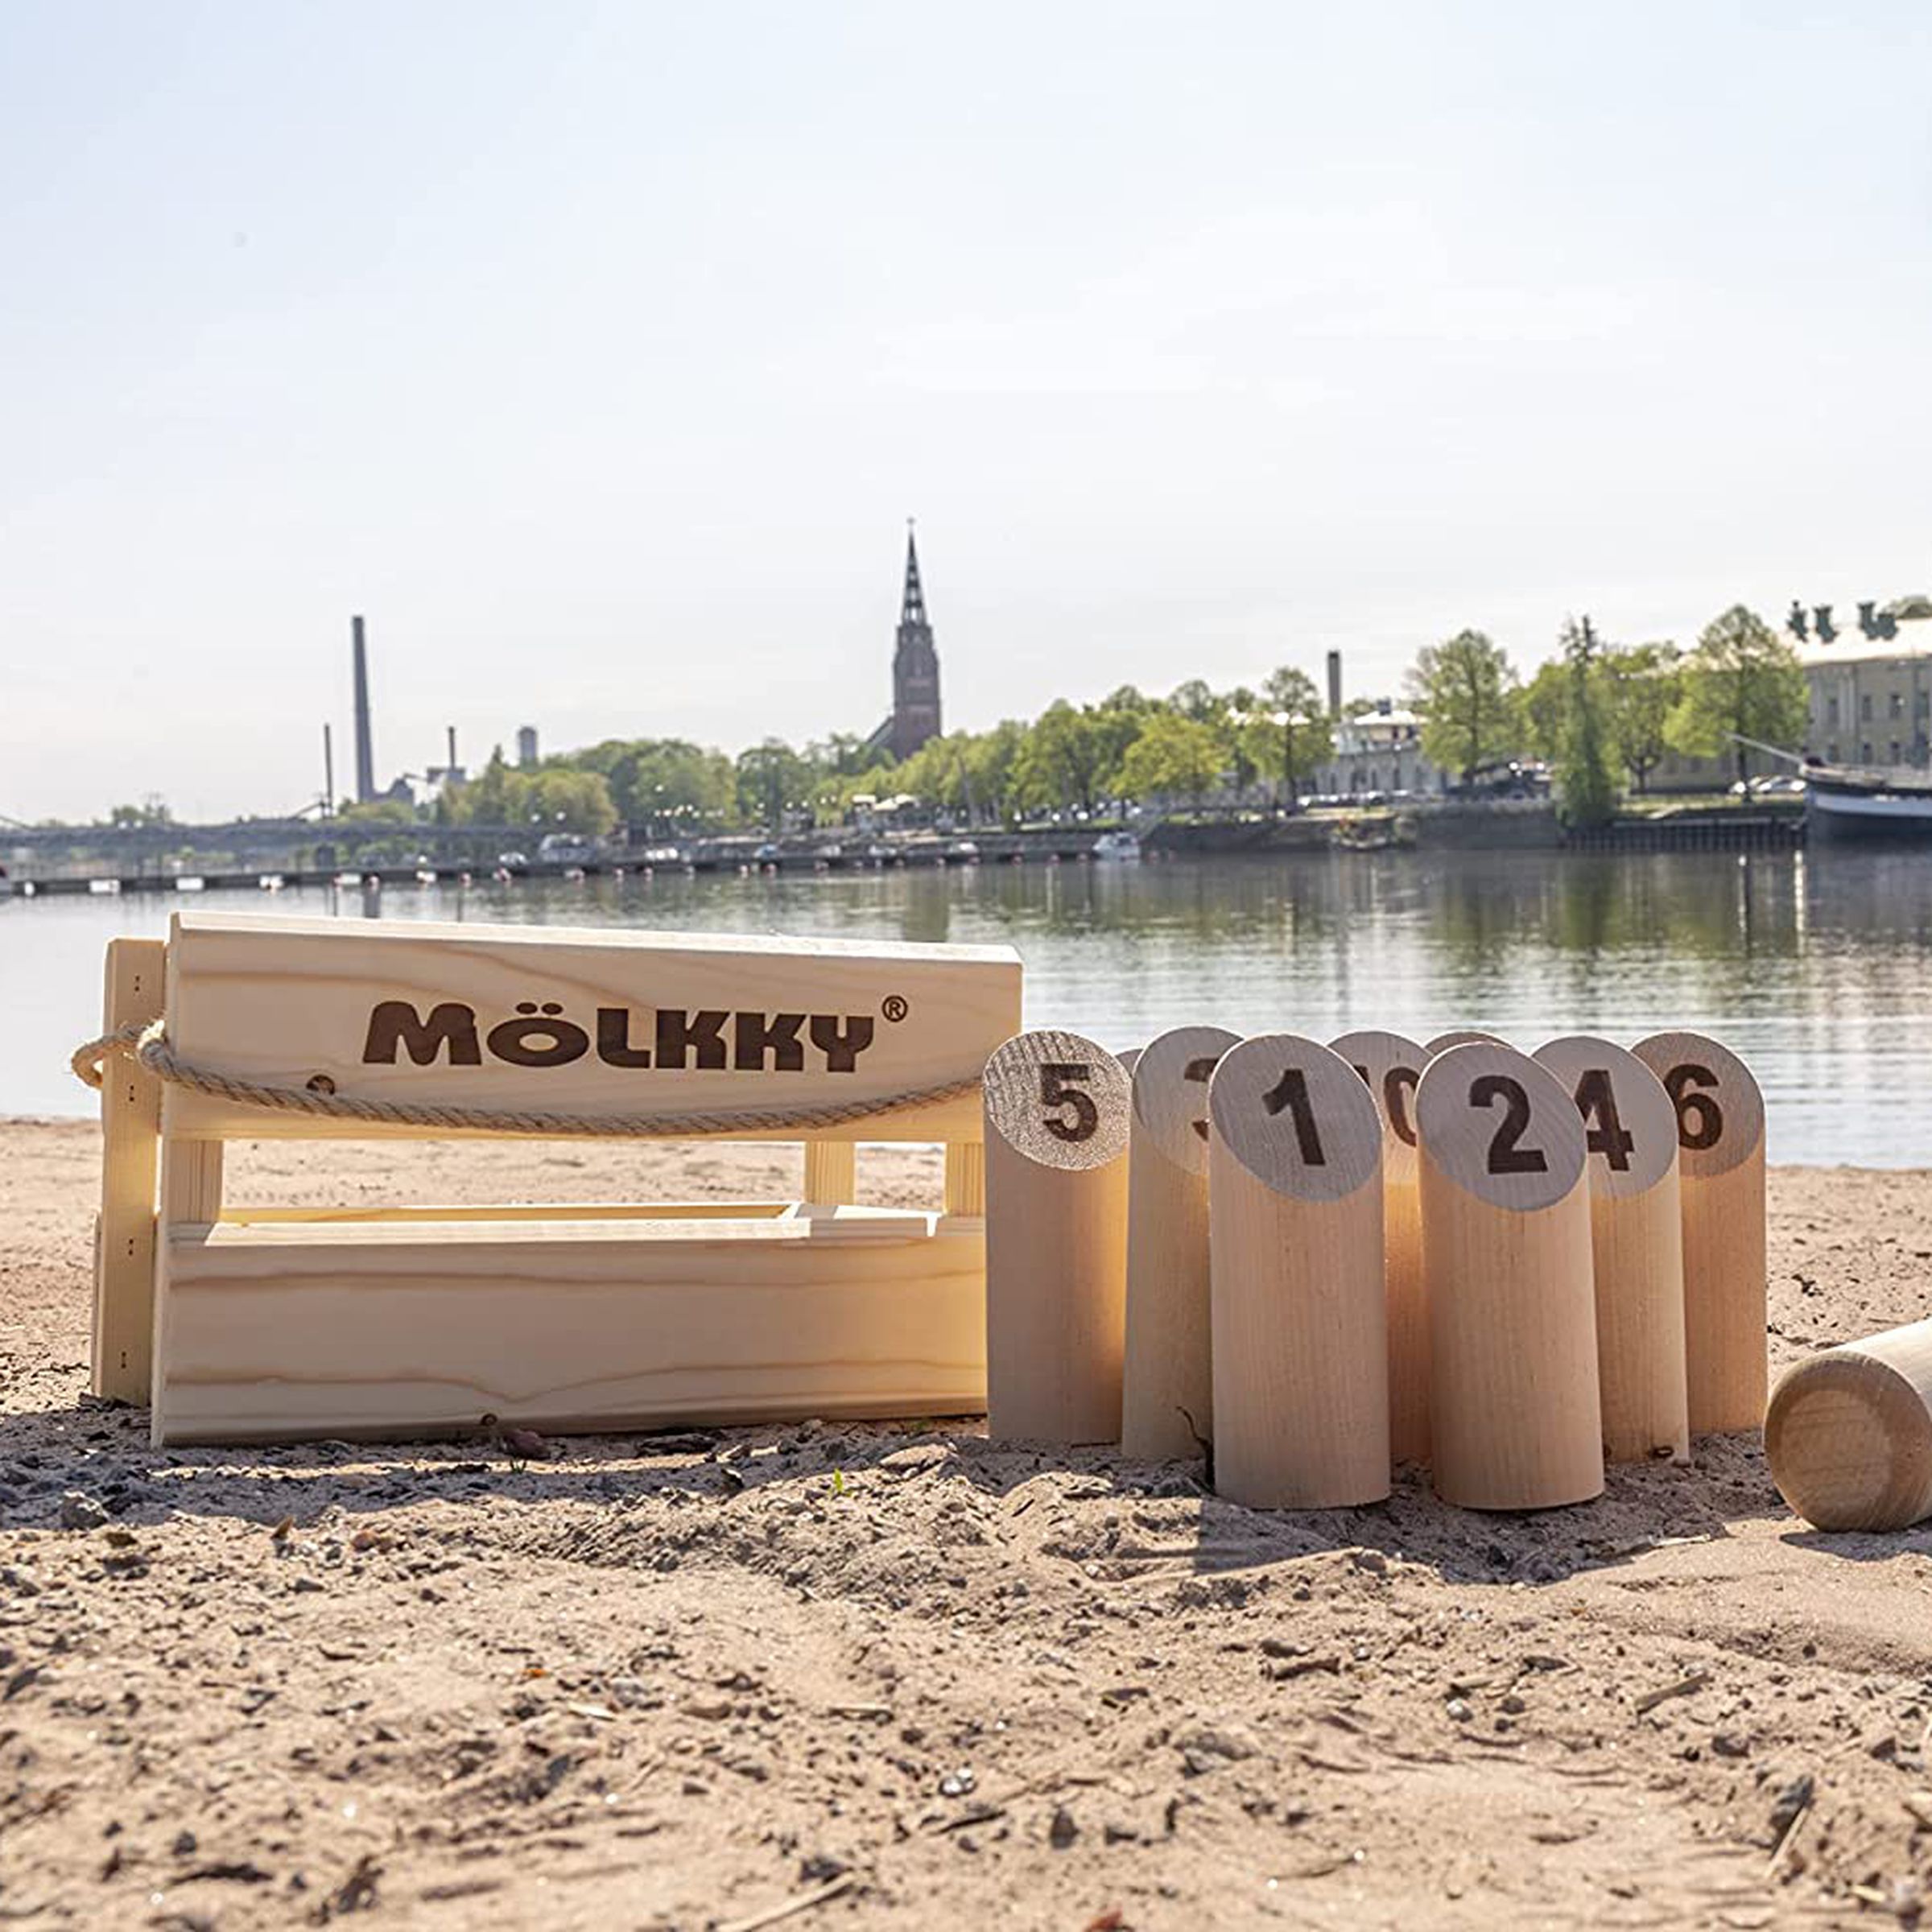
left=980, top=1026, right=1765, bottom=1513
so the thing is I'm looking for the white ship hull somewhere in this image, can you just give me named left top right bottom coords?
left=1806, top=775, right=1932, bottom=840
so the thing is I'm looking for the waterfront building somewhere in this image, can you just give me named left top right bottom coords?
left=1798, top=597, right=1932, bottom=768
left=1309, top=703, right=1446, bottom=799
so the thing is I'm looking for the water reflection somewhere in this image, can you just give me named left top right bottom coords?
left=11, top=849, right=1932, bottom=1164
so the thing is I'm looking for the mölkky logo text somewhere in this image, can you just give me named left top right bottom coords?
left=363, top=1001, right=879, bottom=1072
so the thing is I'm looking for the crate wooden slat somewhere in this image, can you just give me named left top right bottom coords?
left=156, top=1211, right=985, bottom=1445
left=93, top=939, right=165, bottom=1402
left=159, top=912, right=1020, bottom=1143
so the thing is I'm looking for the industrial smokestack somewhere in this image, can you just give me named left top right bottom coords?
left=446, top=724, right=457, bottom=775
left=1325, top=649, right=1343, bottom=717
left=351, top=615, right=376, bottom=803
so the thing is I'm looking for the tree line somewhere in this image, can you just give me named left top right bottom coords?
left=1426, top=603, right=1809, bottom=821
left=309, top=602, right=1809, bottom=839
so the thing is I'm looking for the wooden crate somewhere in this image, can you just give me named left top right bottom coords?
left=95, top=912, right=1022, bottom=1447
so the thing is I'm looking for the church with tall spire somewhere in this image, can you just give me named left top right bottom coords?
left=867, top=524, right=943, bottom=762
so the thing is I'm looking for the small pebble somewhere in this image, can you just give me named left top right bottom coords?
left=58, top=1492, right=109, bottom=1532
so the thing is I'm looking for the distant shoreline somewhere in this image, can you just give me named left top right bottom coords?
left=5, top=799, right=1814, bottom=896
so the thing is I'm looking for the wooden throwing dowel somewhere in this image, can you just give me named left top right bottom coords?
left=1417, top=1042, right=1602, bottom=1510
left=1631, top=1030, right=1766, bottom=1434
left=1330, top=1028, right=1429, bottom=1466
left=982, top=1030, right=1131, bottom=1443
left=1534, top=1035, right=1688, bottom=1464
left=1208, top=1034, right=1389, bottom=1508
left=1121, top=1025, right=1240, bottom=1460
left=1765, top=1319, right=1932, bottom=1531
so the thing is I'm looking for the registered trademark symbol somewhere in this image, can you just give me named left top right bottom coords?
left=881, top=994, right=909, bottom=1023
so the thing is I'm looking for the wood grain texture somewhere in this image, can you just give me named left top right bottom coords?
left=160, top=1141, right=225, bottom=1224
left=160, top=911, right=1022, bottom=1143
left=1765, top=1319, right=1932, bottom=1531
left=803, top=1142, right=857, bottom=1205
left=1417, top=1044, right=1602, bottom=1511
left=152, top=1213, right=987, bottom=1447
left=943, top=1142, right=985, bottom=1217
left=95, top=939, right=165, bottom=1403
left=1121, top=1026, right=1239, bottom=1460
left=982, top=1030, right=1130, bottom=1444
left=1631, top=1030, right=1767, bottom=1434
left=1208, top=1035, right=1389, bottom=1508
left=1534, top=1036, right=1689, bottom=1464
left=1424, top=1030, right=1508, bottom=1056
left=1331, top=1028, right=1429, bottom=1466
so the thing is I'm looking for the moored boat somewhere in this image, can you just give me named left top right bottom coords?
left=1805, top=763, right=1932, bottom=840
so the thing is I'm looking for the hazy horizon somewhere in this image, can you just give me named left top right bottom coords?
left=5, top=2, right=1929, bottom=823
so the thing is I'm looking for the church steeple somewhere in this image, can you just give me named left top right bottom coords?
left=887, top=520, right=942, bottom=760
left=901, top=524, right=928, bottom=630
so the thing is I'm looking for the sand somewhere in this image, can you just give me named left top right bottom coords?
left=1, top=1119, right=1930, bottom=1929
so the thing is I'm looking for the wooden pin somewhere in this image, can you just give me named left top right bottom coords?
left=1630, top=1031, right=1767, bottom=1435
left=1330, top=1029, right=1429, bottom=1466
left=1121, top=1026, right=1240, bottom=1460
left=1534, top=1036, right=1689, bottom=1464
left=1417, top=1043, right=1602, bottom=1510
left=1424, top=1030, right=1508, bottom=1056
left=982, top=1030, right=1131, bottom=1443
left=1208, top=1034, right=1389, bottom=1508
left=1765, top=1319, right=1932, bottom=1531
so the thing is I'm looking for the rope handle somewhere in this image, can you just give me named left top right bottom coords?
left=72, top=1021, right=981, bottom=1139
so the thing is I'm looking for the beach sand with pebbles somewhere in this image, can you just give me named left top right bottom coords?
left=1, top=1119, right=1930, bottom=1928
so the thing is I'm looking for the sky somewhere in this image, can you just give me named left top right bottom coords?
left=2, top=2, right=1929, bottom=824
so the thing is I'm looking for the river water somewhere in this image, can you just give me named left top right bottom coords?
left=11, top=849, right=1932, bottom=1165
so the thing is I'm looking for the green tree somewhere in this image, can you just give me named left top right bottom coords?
left=1603, top=642, right=1682, bottom=794
left=521, top=767, right=618, bottom=836
left=1552, top=617, right=1617, bottom=828
left=896, top=733, right=977, bottom=818
left=735, top=739, right=814, bottom=831
left=1668, top=605, right=1807, bottom=786
left=1406, top=629, right=1521, bottom=787
left=1117, top=712, right=1224, bottom=812
left=332, top=795, right=420, bottom=828
left=1218, top=685, right=1261, bottom=800
left=966, top=720, right=1028, bottom=824
left=806, top=730, right=890, bottom=779
left=1517, top=658, right=1571, bottom=763
left=1167, top=678, right=1223, bottom=724
left=468, top=747, right=516, bottom=824
left=1249, top=667, right=1332, bottom=809
left=105, top=797, right=173, bottom=828
left=1086, top=691, right=1154, bottom=796
left=565, top=737, right=735, bottom=829
left=1013, top=702, right=1113, bottom=816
